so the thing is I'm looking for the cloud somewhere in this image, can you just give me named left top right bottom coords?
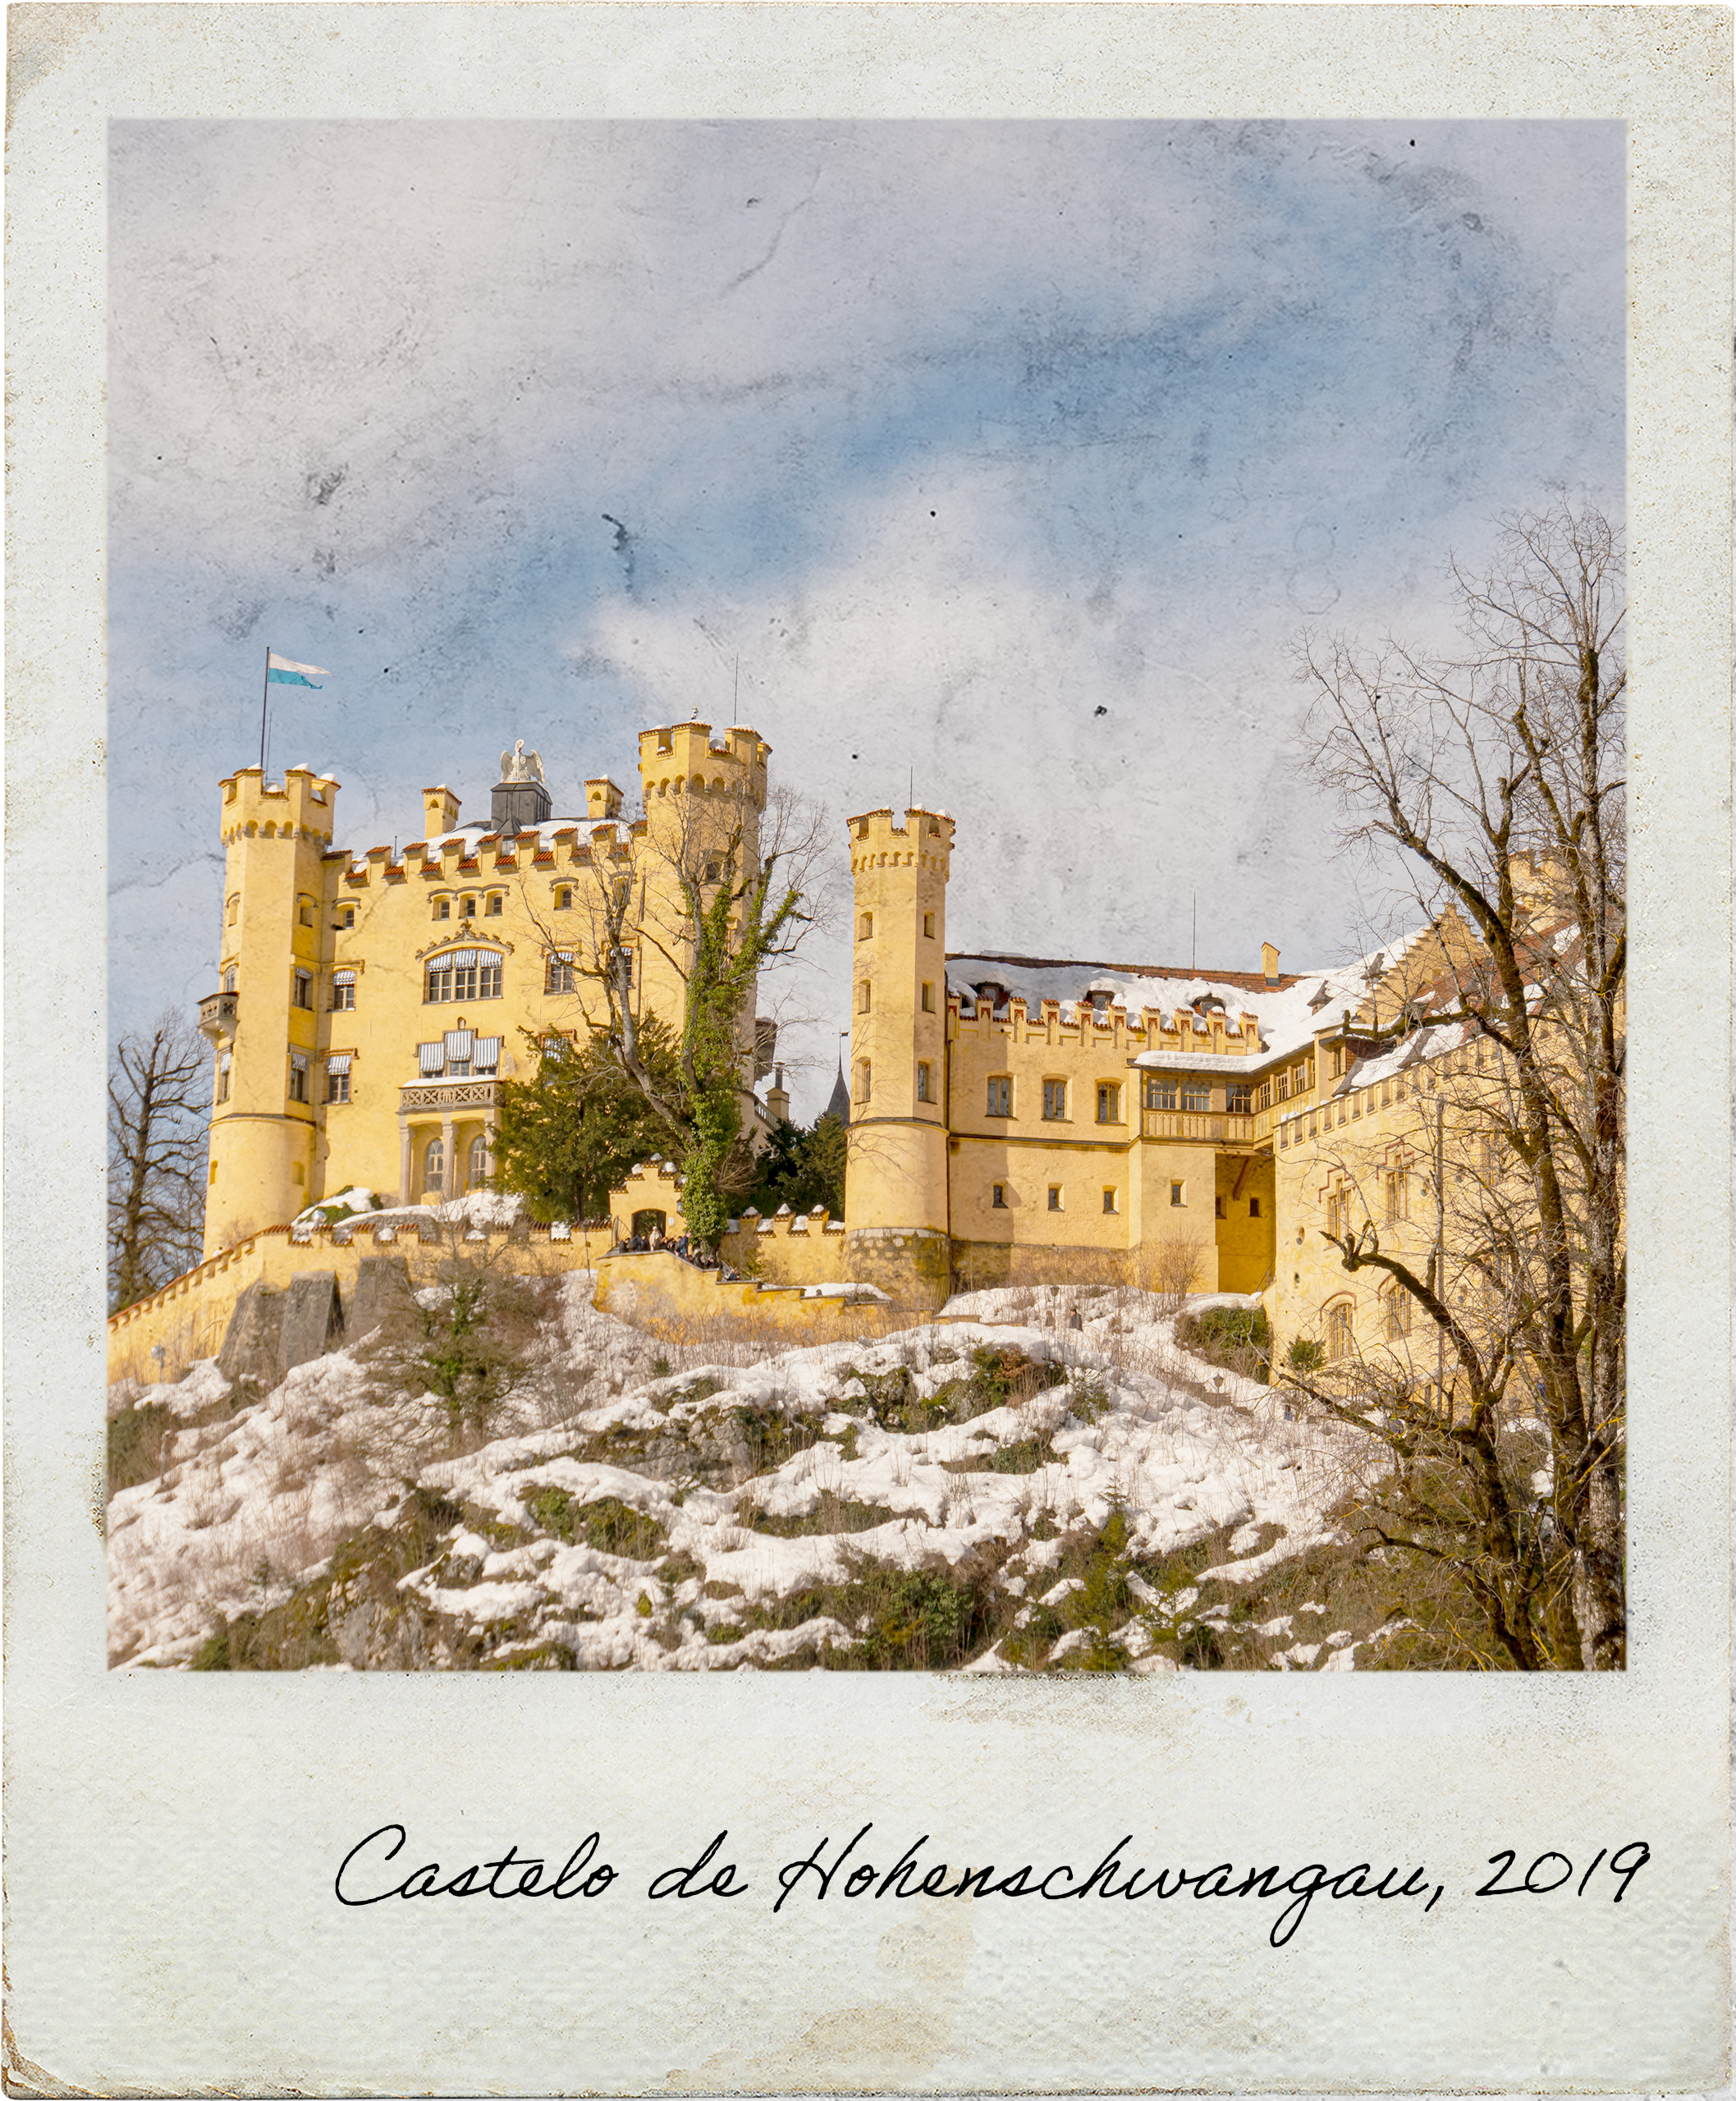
left=107, top=120, right=1623, bottom=1119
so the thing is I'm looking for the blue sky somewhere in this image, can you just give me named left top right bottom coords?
left=109, top=120, right=1623, bottom=1116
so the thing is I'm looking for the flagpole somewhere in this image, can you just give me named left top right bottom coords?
left=259, top=646, right=270, bottom=772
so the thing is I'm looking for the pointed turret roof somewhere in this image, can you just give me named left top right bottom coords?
left=822, top=1057, right=851, bottom=1126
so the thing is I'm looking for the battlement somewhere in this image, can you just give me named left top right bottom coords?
left=847, top=804, right=955, bottom=872
left=220, top=764, right=340, bottom=843
left=638, top=721, right=769, bottom=806
left=585, top=776, right=625, bottom=819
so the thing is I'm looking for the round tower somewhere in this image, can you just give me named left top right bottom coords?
left=201, top=764, right=339, bottom=1252
left=843, top=803, right=954, bottom=1308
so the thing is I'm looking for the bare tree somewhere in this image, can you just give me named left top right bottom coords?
left=108, top=1013, right=210, bottom=1311
left=536, top=784, right=833, bottom=1248
left=1291, top=500, right=1625, bottom=1670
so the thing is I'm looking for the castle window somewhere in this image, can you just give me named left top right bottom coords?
left=216, top=1052, right=231, bottom=1104
left=546, top=951, right=576, bottom=995
left=923, top=913, right=935, bottom=939
left=1326, top=1301, right=1354, bottom=1360
left=1048, top=1186, right=1063, bottom=1211
left=297, top=895, right=314, bottom=928
left=1180, top=1079, right=1211, bottom=1113
left=704, top=860, right=721, bottom=884
left=1102, top=1188, right=1118, bottom=1215
left=657, top=730, right=673, bottom=753
left=486, top=894, right=503, bottom=917
left=423, top=1138, right=445, bottom=1197
left=331, top=970, right=356, bottom=1011
left=433, top=898, right=451, bottom=921
left=1144, top=1075, right=1176, bottom=1111
left=338, top=905, right=355, bottom=929
left=859, top=981, right=872, bottom=1013
left=473, top=1037, right=501, bottom=1074
left=992, top=1183, right=1007, bottom=1209
left=986, top=1076, right=1012, bottom=1118
left=921, top=982, right=934, bottom=1013
left=859, top=913, right=873, bottom=940
left=1042, top=1080, right=1066, bottom=1120
left=288, top=1051, right=309, bottom=1104
left=222, top=967, right=237, bottom=994
left=425, top=950, right=503, bottom=1003
left=1275, top=1068, right=1290, bottom=1101
left=443, top=1028, right=474, bottom=1078
left=292, top=970, right=313, bottom=1010
left=226, top=894, right=240, bottom=927
left=857, top=817, right=868, bottom=839
left=1215, top=1195, right=1225, bottom=1219
left=325, top=1055, right=351, bottom=1105
left=1328, top=1047, right=1342, bottom=1080
left=855, top=1060, right=872, bottom=1105
left=208, top=1161, right=218, bottom=1185
left=460, top=896, right=478, bottom=919
left=1226, top=1083, right=1253, bottom=1115
left=1326, top=1189, right=1351, bottom=1239
left=467, top=1135, right=490, bottom=1191
left=916, top=1061, right=932, bottom=1103
left=1385, top=1169, right=1409, bottom=1221
left=1170, top=1180, right=1184, bottom=1206
left=554, top=886, right=573, bottom=910
left=1257, top=1080, right=1271, bottom=1110
left=1096, top=1083, right=1120, bottom=1124
left=1385, top=1290, right=1412, bottom=1339
left=1248, top=1197, right=1262, bottom=1218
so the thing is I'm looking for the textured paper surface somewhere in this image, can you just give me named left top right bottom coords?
left=6, top=7, right=1730, bottom=2094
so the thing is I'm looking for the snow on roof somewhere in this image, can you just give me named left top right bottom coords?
left=946, top=936, right=1427, bottom=1063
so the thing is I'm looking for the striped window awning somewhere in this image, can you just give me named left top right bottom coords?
left=552, top=949, right=575, bottom=962
left=444, top=1029, right=474, bottom=1058
left=427, top=948, right=502, bottom=972
left=218, top=1051, right=232, bottom=1072
left=473, top=1037, right=502, bottom=1069
left=290, top=1050, right=308, bottom=1071
left=326, top=1054, right=352, bottom=1074
left=418, top=1042, right=444, bottom=1075
left=332, top=968, right=357, bottom=986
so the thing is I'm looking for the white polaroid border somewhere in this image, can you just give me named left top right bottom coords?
left=5, top=7, right=1729, bottom=2094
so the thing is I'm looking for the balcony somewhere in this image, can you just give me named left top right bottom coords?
left=398, top=1076, right=502, bottom=1115
left=1141, top=1109, right=1258, bottom=1145
left=197, top=990, right=238, bottom=1045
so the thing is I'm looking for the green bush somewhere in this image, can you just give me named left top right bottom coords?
left=1179, top=1306, right=1272, bottom=1382
left=1285, top=1335, right=1326, bottom=1375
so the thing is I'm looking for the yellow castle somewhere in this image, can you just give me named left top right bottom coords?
left=198, top=721, right=775, bottom=1254
left=181, top=716, right=1523, bottom=1398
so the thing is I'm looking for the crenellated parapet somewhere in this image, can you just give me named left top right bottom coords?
left=219, top=764, right=341, bottom=846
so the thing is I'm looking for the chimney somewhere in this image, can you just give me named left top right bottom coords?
left=1262, top=941, right=1280, bottom=985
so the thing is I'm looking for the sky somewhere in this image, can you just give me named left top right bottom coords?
left=109, top=119, right=1624, bottom=1118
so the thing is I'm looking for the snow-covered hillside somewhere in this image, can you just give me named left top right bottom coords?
left=108, top=1282, right=1404, bottom=1673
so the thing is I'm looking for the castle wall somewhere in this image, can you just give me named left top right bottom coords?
left=611, top=1160, right=850, bottom=1288
left=593, top=1250, right=890, bottom=1343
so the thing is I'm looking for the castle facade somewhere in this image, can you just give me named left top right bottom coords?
left=198, top=721, right=774, bottom=1254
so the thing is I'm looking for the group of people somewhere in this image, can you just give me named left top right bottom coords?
left=611, top=1224, right=742, bottom=1283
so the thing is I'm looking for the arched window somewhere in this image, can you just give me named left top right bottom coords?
left=424, top=1138, right=445, bottom=1197
left=1325, top=1301, right=1354, bottom=1360
left=226, top=894, right=240, bottom=926
left=467, top=1134, right=490, bottom=1191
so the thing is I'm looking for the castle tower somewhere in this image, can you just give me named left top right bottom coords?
left=200, top=764, right=340, bottom=1253
left=634, top=721, right=770, bottom=1062
left=843, top=804, right=955, bottom=1307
